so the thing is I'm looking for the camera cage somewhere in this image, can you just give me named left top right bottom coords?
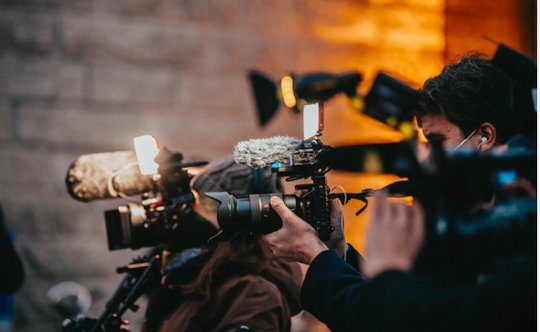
left=105, top=146, right=208, bottom=251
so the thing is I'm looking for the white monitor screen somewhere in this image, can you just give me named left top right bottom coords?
left=303, top=103, right=320, bottom=139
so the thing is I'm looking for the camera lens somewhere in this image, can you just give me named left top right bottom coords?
left=207, top=192, right=301, bottom=234
left=104, top=204, right=146, bottom=250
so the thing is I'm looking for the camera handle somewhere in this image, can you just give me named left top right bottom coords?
left=292, top=170, right=374, bottom=239
left=310, top=171, right=334, bottom=241
left=91, top=254, right=161, bottom=332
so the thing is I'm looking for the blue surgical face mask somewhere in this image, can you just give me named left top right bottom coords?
left=452, top=129, right=477, bottom=152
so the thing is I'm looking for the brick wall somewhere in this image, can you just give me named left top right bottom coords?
left=0, top=3, right=309, bottom=330
left=445, top=0, right=536, bottom=61
left=0, top=0, right=530, bottom=331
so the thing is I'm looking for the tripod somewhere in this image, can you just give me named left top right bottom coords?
left=63, top=253, right=161, bottom=332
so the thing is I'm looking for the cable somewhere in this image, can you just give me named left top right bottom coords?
left=331, top=185, right=347, bottom=259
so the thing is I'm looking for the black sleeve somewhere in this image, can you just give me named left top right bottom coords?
left=300, top=250, right=535, bottom=332
left=0, top=204, right=25, bottom=294
left=344, top=243, right=363, bottom=272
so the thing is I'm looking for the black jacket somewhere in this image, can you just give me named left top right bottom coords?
left=301, top=250, right=535, bottom=332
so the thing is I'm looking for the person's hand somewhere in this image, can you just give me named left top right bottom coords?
left=294, top=190, right=345, bottom=259
left=264, top=196, right=328, bottom=265
left=362, top=191, right=425, bottom=278
left=324, top=199, right=347, bottom=259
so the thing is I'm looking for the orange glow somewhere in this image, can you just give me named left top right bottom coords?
left=280, top=75, right=297, bottom=108
left=414, top=117, right=428, bottom=143
left=313, top=15, right=445, bottom=52
left=293, top=0, right=456, bottom=251
left=387, top=196, right=414, bottom=205
left=309, top=0, right=446, bottom=87
left=301, top=0, right=448, bottom=251
left=370, top=0, right=445, bottom=10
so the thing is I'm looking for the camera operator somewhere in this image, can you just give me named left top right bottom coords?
left=143, top=156, right=304, bottom=332
left=417, top=52, right=522, bottom=152
left=267, top=190, right=534, bottom=332
left=263, top=53, right=536, bottom=332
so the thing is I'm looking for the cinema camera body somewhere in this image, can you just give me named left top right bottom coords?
left=103, top=137, right=208, bottom=251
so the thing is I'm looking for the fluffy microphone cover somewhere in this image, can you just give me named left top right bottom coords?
left=65, top=151, right=153, bottom=202
left=233, top=136, right=302, bottom=168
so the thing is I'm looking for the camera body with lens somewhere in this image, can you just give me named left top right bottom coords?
left=207, top=137, right=336, bottom=241
left=105, top=147, right=206, bottom=250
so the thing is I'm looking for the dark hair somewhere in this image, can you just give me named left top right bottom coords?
left=417, top=52, right=519, bottom=143
left=181, top=156, right=297, bottom=307
left=181, top=233, right=299, bottom=307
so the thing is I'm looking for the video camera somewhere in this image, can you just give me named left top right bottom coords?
left=206, top=71, right=418, bottom=241
left=323, top=139, right=537, bottom=273
left=104, top=149, right=206, bottom=250
left=65, top=135, right=208, bottom=251
left=64, top=136, right=210, bottom=332
left=206, top=135, right=337, bottom=241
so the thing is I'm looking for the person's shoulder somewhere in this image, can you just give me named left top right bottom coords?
left=222, top=274, right=282, bottom=297
left=212, top=274, right=293, bottom=331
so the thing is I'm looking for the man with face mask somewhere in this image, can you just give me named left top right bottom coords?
left=262, top=53, right=536, bottom=332
left=417, top=53, right=520, bottom=152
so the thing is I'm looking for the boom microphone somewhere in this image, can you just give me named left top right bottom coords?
left=65, top=151, right=153, bottom=202
left=233, top=136, right=302, bottom=168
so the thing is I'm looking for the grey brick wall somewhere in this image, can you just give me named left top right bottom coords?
left=0, top=0, right=449, bottom=331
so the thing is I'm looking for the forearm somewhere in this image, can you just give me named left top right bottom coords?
left=301, top=252, right=535, bottom=332
left=300, top=250, right=370, bottom=331
left=300, top=250, right=420, bottom=332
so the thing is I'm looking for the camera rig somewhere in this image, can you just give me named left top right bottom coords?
left=105, top=147, right=207, bottom=250
left=207, top=134, right=373, bottom=241
left=63, top=251, right=162, bottom=332
left=207, top=70, right=418, bottom=241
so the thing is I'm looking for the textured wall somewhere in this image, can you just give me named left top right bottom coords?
left=0, top=0, right=531, bottom=331
left=0, top=2, right=308, bottom=330
left=445, top=0, right=536, bottom=61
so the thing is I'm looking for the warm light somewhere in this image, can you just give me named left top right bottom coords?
left=280, top=75, right=297, bottom=108
left=363, top=151, right=384, bottom=173
left=414, top=117, right=428, bottom=143
left=310, top=0, right=445, bottom=87
left=299, top=0, right=447, bottom=253
left=187, top=168, right=202, bottom=176
left=387, top=196, right=414, bottom=206
left=350, top=95, right=365, bottom=111
left=398, top=121, right=415, bottom=139
left=386, top=116, right=398, bottom=128
left=134, top=135, right=159, bottom=175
